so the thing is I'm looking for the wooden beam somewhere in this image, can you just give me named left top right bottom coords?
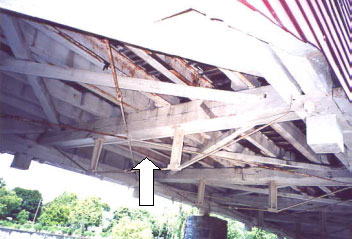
left=45, top=80, right=118, bottom=118
left=39, top=86, right=299, bottom=147
left=155, top=55, right=263, bottom=170
left=213, top=151, right=328, bottom=171
left=52, top=98, right=95, bottom=123
left=210, top=193, right=351, bottom=213
left=221, top=69, right=261, bottom=91
left=89, top=138, right=104, bottom=172
left=196, top=179, right=206, bottom=206
left=0, top=119, right=46, bottom=134
left=156, top=54, right=213, bottom=88
left=263, top=213, right=352, bottom=227
left=127, top=46, right=187, bottom=85
left=104, top=145, right=166, bottom=167
left=335, top=150, right=352, bottom=172
left=257, top=211, right=264, bottom=227
left=211, top=184, right=352, bottom=206
left=271, top=122, right=323, bottom=164
left=21, top=26, right=151, bottom=113
left=168, top=127, right=185, bottom=170
left=1, top=15, right=59, bottom=125
left=11, top=153, right=32, bottom=170
left=260, top=48, right=302, bottom=104
left=156, top=167, right=352, bottom=186
left=268, top=181, right=278, bottom=211
left=231, top=70, right=331, bottom=194
left=0, top=134, right=264, bottom=233
left=273, top=47, right=332, bottom=97
left=113, top=141, right=333, bottom=171
left=225, top=63, right=332, bottom=204
left=0, top=58, right=262, bottom=104
left=25, top=20, right=176, bottom=107
left=295, top=222, right=301, bottom=239
left=246, top=131, right=288, bottom=159
left=0, top=77, right=95, bottom=123
left=0, top=15, right=30, bottom=59
left=178, top=127, right=251, bottom=170
left=321, top=212, right=327, bottom=235
left=0, top=91, right=47, bottom=120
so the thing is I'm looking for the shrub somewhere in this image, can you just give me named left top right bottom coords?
left=16, top=210, right=30, bottom=224
left=61, top=227, right=74, bottom=235
left=1, top=220, right=15, bottom=228
left=83, top=231, right=94, bottom=237
left=41, top=225, right=49, bottom=231
left=47, top=225, right=58, bottom=233
left=111, top=217, right=153, bottom=239
left=74, top=228, right=84, bottom=236
left=34, top=223, right=43, bottom=232
left=22, top=223, right=32, bottom=230
left=13, top=224, right=21, bottom=229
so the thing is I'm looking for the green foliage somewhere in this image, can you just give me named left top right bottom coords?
left=33, top=223, right=43, bottom=232
left=111, top=217, right=153, bottom=239
left=13, top=187, right=43, bottom=221
left=38, top=192, right=78, bottom=226
left=22, top=223, right=32, bottom=230
left=46, top=225, right=59, bottom=234
left=0, top=220, right=16, bottom=228
left=113, top=207, right=152, bottom=222
left=16, top=210, right=30, bottom=224
left=61, top=226, right=74, bottom=235
left=0, top=178, right=280, bottom=239
left=0, top=178, right=6, bottom=188
left=0, top=187, right=22, bottom=219
left=38, top=193, right=109, bottom=235
left=215, top=214, right=277, bottom=239
left=70, top=196, right=109, bottom=231
left=227, top=220, right=246, bottom=239
left=245, top=227, right=277, bottom=239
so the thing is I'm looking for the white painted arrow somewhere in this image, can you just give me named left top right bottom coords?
left=131, top=157, right=160, bottom=206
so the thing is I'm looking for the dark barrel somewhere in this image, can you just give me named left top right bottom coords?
left=183, top=216, right=227, bottom=239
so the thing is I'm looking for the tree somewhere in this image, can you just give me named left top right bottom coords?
left=0, top=178, right=5, bottom=188
left=106, top=207, right=159, bottom=236
left=13, top=187, right=43, bottom=220
left=16, top=210, right=30, bottom=224
left=227, top=220, right=246, bottom=239
left=38, top=192, right=78, bottom=226
left=0, top=187, right=22, bottom=219
left=70, top=196, right=110, bottom=231
left=245, top=227, right=277, bottom=239
left=112, top=207, right=152, bottom=222
left=111, top=217, right=153, bottom=239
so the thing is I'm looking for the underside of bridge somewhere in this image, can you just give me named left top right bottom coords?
left=0, top=1, right=351, bottom=238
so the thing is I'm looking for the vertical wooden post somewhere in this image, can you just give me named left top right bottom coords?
left=90, top=138, right=104, bottom=172
left=168, top=127, right=185, bottom=171
left=268, top=181, right=278, bottom=211
left=257, top=211, right=264, bottom=227
left=321, top=212, right=327, bottom=237
left=295, top=222, right=301, bottom=239
left=197, top=179, right=206, bottom=206
left=197, top=179, right=208, bottom=215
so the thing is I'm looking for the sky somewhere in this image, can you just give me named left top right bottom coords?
left=0, top=153, right=178, bottom=215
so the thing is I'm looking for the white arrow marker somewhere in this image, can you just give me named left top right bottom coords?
left=131, top=157, right=160, bottom=206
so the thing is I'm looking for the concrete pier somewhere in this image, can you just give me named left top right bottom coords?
left=184, top=216, right=227, bottom=239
